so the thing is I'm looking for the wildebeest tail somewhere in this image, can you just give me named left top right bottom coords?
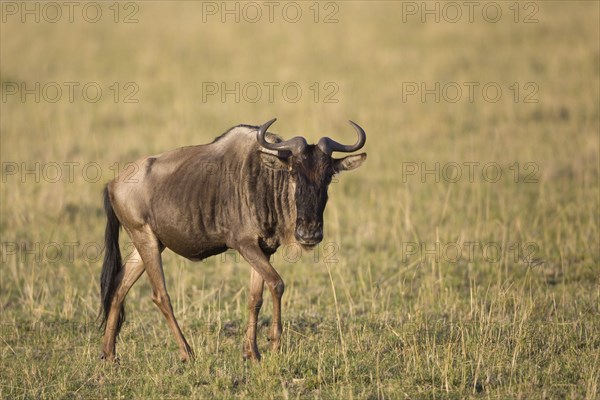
left=99, top=185, right=125, bottom=335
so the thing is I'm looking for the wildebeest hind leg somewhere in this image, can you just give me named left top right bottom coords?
left=133, top=228, right=194, bottom=362
left=101, top=248, right=145, bottom=361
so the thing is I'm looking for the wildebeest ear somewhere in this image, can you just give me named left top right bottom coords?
left=333, top=153, right=367, bottom=172
left=259, top=152, right=290, bottom=170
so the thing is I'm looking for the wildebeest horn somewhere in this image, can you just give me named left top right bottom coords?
left=257, top=118, right=307, bottom=155
left=317, top=120, right=367, bottom=155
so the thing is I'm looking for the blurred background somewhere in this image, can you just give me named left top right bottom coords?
left=1, top=1, right=599, bottom=398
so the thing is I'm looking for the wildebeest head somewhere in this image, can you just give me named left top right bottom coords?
left=256, top=119, right=367, bottom=247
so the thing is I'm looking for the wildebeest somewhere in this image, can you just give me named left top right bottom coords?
left=100, top=118, right=367, bottom=362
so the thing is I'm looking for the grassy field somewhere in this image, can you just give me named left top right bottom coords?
left=1, top=1, right=599, bottom=398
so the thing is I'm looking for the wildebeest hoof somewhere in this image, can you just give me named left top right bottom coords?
left=180, top=350, right=194, bottom=363
left=101, top=357, right=120, bottom=366
left=243, top=353, right=261, bottom=362
left=243, top=347, right=261, bottom=362
left=267, top=332, right=282, bottom=351
left=100, top=352, right=120, bottom=364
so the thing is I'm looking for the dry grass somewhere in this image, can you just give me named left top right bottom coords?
left=1, top=1, right=599, bottom=398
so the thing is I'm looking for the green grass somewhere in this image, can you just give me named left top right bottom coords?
left=1, top=1, right=599, bottom=398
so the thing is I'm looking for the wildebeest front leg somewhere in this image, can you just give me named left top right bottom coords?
left=237, top=241, right=285, bottom=358
left=243, top=268, right=264, bottom=361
